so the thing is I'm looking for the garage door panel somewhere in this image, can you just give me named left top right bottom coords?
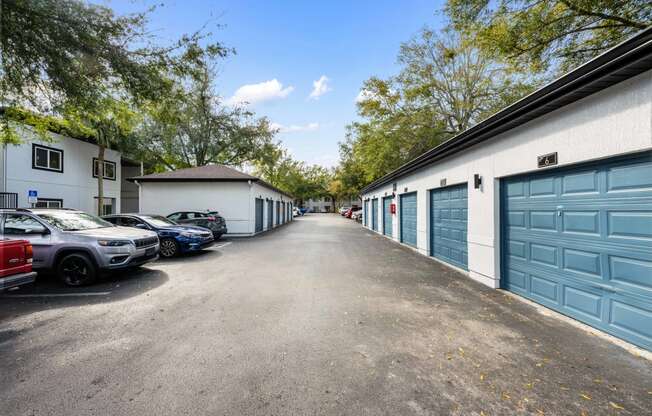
left=502, top=152, right=652, bottom=350
left=530, top=177, right=556, bottom=197
left=609, top=300, right=652, bottom=345
left=606, top=162, right=652, bottom=192
left=609, top=255, right=652, bottom=294
left=607, top=211, right=652, bottom=240
left=563, top=248, right=602, bottom=278
left=562, top=211, right=600, bottom=235
left=530, top=274, right=559, bottom=304
left=561, top=170, right=599, bottom=195
left=563, top=286, right=603, bottom=321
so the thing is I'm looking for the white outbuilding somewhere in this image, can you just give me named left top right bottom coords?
left=130, top=165, right=293, bottom=236
left=360, top=29, right=652, bottom=351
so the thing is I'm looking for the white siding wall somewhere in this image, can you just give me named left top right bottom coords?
left=138, top=181, right=291, bottom=236
left=362, top=70, right=652, bottom=288
left=3, top=127, right=121, bottom=213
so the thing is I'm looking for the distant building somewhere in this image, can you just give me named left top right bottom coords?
left=131, top=164, right=293, bottom=236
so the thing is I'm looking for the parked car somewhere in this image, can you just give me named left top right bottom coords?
left=339, top=207, right=350, bottom=216
left=344, top=208, right=355, bottom=218
left=103, top=214, right=214, bottom=258
left=351, top=209, right=363, bottom=222
left=166, top=211, right=227, bottom=239
left=292, top=207, right=301, bottom=217
left=299, top=207, right=309, bottom=215
left=0, top=208, right=160, bottom=286
left=0, top=239, right=37, bottom=291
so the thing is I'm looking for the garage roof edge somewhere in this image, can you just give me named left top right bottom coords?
left=360, top=27, right=652, bottom=195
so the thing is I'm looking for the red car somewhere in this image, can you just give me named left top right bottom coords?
left=1, top=239, right=37, bottom=291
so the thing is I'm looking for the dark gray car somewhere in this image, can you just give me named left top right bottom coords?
left=166, top=211, right=227, bottom=239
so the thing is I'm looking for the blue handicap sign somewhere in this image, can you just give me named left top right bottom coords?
left=28, top=190, right=38, bottom=197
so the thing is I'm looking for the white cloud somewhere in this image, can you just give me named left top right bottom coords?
left=309, top=75, right=332, bottom=100
left=271, top=122, right=320, bottom=133
left=355, top=89, right=374, bottom=103
left=226, top=79, right=294, bottom=106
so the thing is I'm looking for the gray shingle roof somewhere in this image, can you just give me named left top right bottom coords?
left=130, top=164, right=257, bottom=181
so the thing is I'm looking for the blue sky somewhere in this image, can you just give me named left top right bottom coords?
left=108, top=0, right=447, bottom=167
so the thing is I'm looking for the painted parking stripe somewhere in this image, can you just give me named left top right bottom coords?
left=1, top=291, right=111, bottom=298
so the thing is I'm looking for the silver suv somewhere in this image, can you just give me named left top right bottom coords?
left=0, top=208, right=160, bottom=286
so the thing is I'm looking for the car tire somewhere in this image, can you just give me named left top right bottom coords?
left=159, top=238, right=179, bottom=258
left=213, top=233, right=222, bottom=241
left=57, top=253, right=98, bottom=286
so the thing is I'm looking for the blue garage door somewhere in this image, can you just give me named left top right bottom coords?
left=400, top=192, right=417, bottom=247
left=255, top=198, right=264, bottom=233
left=502, top=153, right=652, bottom=350
left=371, top=199, right=378, bottom=231
left=267, top=200, right=273, bottom=229
left=430, top=184, right=468, bottom=270
left=364, top=200, right=369, bottom=227
left=383, top=196, right=393, bottom=237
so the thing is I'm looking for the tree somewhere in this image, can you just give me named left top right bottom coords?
left=0, top=0, right=228, bottom=145
left=344, top=28, right=533, bottom=187
left=64, top=97, right=141, bottom=215
left=0, top=0, right=228, bottom=110
left=137, top=64, right=276, bottom=171
left=445, top=0, right=651, bottom=74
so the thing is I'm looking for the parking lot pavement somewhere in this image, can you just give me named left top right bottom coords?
left=1, top=215, right=650, bottom=416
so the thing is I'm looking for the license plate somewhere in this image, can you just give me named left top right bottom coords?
left=145, top=247, right=156, bottom=256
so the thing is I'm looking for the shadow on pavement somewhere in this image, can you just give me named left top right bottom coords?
left=0, top=267, right=169, bottom=322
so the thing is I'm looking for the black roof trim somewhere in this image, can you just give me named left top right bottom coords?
left=361, top=27, right=652, bottom=194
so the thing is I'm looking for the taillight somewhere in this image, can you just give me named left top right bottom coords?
left=207, top=216, right=216, bottom=221
left=25, top=244, right=33, bottom=263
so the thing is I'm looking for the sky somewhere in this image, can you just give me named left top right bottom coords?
left=107, top=0, right=447, bottom=168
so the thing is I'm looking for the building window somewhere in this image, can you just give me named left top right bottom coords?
left=35, top=198, right=63, bottom=208
left=32, top=144, right=63, bottom=173
left=93, top=158, right=117, bottom=180
left=95, top=197, right=115, bottom=216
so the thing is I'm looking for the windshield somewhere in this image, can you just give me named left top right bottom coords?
left=38, top=211, right=114, bottom=231
left=141, top=215, right=178, bottom=227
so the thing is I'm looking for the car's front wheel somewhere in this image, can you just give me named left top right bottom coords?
left=159, top=238, right=179, bottom=258
left=57, top=253, right=98, bottom=286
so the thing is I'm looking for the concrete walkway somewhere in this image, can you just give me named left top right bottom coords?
left=1, top=214, right=650, bottom=415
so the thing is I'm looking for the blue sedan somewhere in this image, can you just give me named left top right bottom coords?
left=103, top=214, right=215, bottom=258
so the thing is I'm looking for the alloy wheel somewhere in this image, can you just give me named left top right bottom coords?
left=160, top=239, right=178, bottom=257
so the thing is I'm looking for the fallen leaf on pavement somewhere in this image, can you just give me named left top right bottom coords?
left=609, top=402, right=624, bottom=410
left=580, top=394, right=592, bottom=401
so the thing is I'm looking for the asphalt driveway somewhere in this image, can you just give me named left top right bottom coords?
left=0, top=214, right=650, bottom=415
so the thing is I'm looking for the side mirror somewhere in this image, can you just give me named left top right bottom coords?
left=135, top=223, right=148, bottom=229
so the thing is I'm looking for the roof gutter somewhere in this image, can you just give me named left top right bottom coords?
left=361, top=27, right=652, bottom=194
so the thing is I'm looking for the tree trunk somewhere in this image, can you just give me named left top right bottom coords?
left=97, top=144, right=105, bottom=216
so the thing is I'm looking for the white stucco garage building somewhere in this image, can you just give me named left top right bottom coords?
left=131, top=165, right=293, bottom=236
left=360, top=30, right=652, bottom=350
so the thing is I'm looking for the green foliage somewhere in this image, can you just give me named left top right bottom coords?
left=253, top=144, right=333, bottom=202
left=0, top=0, right=229, bottom=112
left=446, top=0, right=651, bottom=74
left=0, top=106, right=95, bottom=144
left=135, top=60, right=275, bottom=170
left=338, top=28, right=534, bottom=194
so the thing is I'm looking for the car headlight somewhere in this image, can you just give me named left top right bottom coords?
left=179, top=231, right=196, bottom=238
left=97, top=240, right=132, bottom=247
